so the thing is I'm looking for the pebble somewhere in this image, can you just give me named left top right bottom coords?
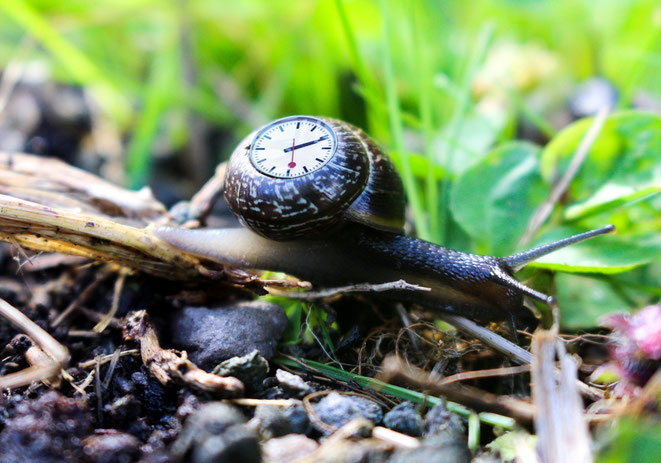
left=249, top=403, right=310, bottom=438
left=171, top=402, right=261, bottom=463
left=424, top=402, right=465, bottom=436
left=275, top=369, right=313, bottom=396
left=170, top=301, right=288, bottom=369
left=82, top=431, right=140, bottom=463
left=383, top=401, right=423, bottom=437
left=214, top=350, right=270, bottom=391
left=262, top=434, right=318, bottom=463
left=313, top=392, right=383, bottom=432
left=250, top=405, right=291, bottom=439
left=283, top=404, right=311, bottom=435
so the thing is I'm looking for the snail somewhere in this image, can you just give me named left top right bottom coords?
left=155, top=115, right=614, bottom=327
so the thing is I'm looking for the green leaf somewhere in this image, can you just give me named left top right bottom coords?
left=598, top=418, right=661, bottom=463
left=451, top=142, right=547, bottom=255
left=565, top=183, right=661, bottom=221
left=541, top=111, right=661, bottom=221
left=528, top=226, right=658, bottom=273
left=554, top=274, right=632, bottom=328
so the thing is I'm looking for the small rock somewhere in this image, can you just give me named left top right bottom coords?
left=214, top=350, right=269, bottom=391
left=250, top=405, right=290, bottom=439
left=82, top=431, right=140, bottom=463
left=171, top=301, right=288, bottom=369
left=314, top=392, right=383, bottom=432
left=249, top=403, right=310, bottom=438
left=383, top=402, right=423, bottom=437
left=387, top=433, right=471, bottom=463
left=262, top=434, right=318, bottom=463
left=276, top=369, right=313, bottom=396
left=424, top=402, right=464, bottom=436
left=171, top=402, right=260, bottom=463
left=0, top=390, right=93, bottom=463
left=283, top=404, right=311, bottom=435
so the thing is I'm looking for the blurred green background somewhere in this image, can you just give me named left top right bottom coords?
left=1, top=0, right=660, bottom=325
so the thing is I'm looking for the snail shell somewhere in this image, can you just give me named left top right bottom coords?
left=224, top=117, right=405, bottom=240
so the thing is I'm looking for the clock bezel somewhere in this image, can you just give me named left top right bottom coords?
left=248, top=115, right=338, bottom=179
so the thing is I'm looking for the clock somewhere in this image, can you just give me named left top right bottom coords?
left=249, top=116, right=338, bottom=179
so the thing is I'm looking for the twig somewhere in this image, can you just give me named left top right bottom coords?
left=438, top=312, right=604, bottom=400
left=379, top=355, right=535, bottom=425
left=94, top=268, right=129, bottom=332
left=372, top=426, right=420, bottom=448
left=121, top=310, right=244, bottom=396
left=532, top=329, right=593, bottom=463
left=395, top=303, right=424, bottom=358
left=173, top=162, right=227, bottom=226
left=78, top=349, right=140, bottom=369
left=519, top=106, right=610, bottom=246
left=437, top=313, right=532, bottom=364
left=52, top=268, right=113, bottom=327
left=435, top=364, right=531, bottom=386
left=230, top=398, right=301, bottom=407
left=273, top=279, right=430, bottom=300
left=0, top=298, right=69, bottom=389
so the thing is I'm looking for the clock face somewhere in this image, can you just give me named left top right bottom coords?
left=249, top=116, right=338, bottom=178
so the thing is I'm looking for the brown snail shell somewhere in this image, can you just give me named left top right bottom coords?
left=224, top=117, right=405, bottom=240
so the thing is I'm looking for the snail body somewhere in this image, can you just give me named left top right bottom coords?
left=155, top=116, right=614, bottom=326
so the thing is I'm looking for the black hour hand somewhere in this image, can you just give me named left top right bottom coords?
left=283, top=136, right=328, bottom=153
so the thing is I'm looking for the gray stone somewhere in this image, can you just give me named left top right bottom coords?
left=383, top=402, right=423, bottom=437
left=249, top=405, right=290, bottom=440
left=313, top=392, right=382, bottom=433
left=424, top=402, right=464, bottom=436
left=275, top=369, right=313, bottom=396
left=170, top=301, right=288, bottom=369
left=214, top=350, right=269, bottom=391
left=171, top=402, right=260, bottom=463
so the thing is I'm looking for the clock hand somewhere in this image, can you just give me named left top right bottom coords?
left=288, top=139, right=296, bottom=168
left=283, top=135, right=328, bottom=153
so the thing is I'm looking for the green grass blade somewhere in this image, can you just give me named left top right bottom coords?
left=412, top=0, right=440, bottom=243
left=381, top=0, right=429, bottom=240
left=0, top=0, right=131, bottom=125
left=126, top=26, right=179, bottom=188
left=275, top=355, right=516, bottom=429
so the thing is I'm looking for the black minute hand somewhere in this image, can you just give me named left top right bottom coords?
left=283, top=136, right=327, bottom=153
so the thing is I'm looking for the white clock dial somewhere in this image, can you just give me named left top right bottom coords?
left=249, top=116, right=337, bottom=178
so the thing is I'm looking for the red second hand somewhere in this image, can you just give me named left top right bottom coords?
left=288, top=138, right=296, bottom=168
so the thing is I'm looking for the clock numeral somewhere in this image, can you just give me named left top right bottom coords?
left=315, top=158, right=324, bottom=162
left=322, top=147, right=331, bottom=150
left=269, top=166, right=275, bottom=172
left=254, top=147, right=265, bottom=150
left=310, top=126, right=317, bottom=132
left=303, top=166, right=308, bottom=173
left=296, top=122, right=300, bottom=129
left=286, top=169, right=291, bottom=176
left=279, top=126, right=284, bottom=132
left=264, top=135, right=271, bottom=140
